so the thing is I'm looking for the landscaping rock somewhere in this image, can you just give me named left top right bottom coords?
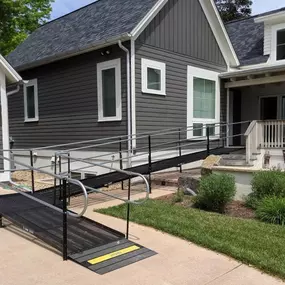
left=178, top=174, right=200, bottom=195
left=201, top=155, right=221, bottom=176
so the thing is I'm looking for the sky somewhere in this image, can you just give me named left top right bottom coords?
left=50, top=0, right=285, bottom=20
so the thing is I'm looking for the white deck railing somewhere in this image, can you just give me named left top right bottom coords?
left=245, top=120, right=285, bottom=164
left=261, top=120, right=285, bottom=148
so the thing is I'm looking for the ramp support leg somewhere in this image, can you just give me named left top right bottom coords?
left=148, top=135, right=152, bottom=194
left=206, top=126, right=210, bottom=157
left=30, top=151, right=35, bottom=194
left=178, top=128, right=182, bottom=173
left=62, top=179, right=68, bottom=261
left=126, top=178, right=131, bottom=239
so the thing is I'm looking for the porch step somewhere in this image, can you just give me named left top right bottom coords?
left=220, top=154, right=254, bottom=167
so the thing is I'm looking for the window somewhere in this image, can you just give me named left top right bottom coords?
left=187, top=66, right=220, bottom=139
left=277, top=29, right=285, bottom=61
left=142, top=58, right=166, bottom=95
left=24, top=79, right=39, bottom=122
left=97, top=59, right=122, bottom=122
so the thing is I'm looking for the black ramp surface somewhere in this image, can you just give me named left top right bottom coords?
left=69, top=239, right=156, bottom=275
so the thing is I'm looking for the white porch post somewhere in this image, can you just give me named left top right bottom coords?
left=226, top=88, right=230, bottom=147
left=0, top=72, right=11, bottom=182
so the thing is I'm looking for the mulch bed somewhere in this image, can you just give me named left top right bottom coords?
left=156, top=194, right=255, bottom=220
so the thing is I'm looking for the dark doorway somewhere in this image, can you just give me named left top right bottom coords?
left=232, top=90, right=242, bottom=146
left=260, top=97, right=278, bottom=120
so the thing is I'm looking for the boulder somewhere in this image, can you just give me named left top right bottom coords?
left=201, top=155, right=221, bottom=176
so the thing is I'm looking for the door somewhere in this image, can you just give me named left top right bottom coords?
left=260, top=97, right=278, bottom=120
left=232, top=90, right=242, bottom=146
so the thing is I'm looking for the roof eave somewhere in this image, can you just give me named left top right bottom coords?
left=220, top=62, right=285, bottom=78
left=255, top=10, right=285, bottom=24
left=15, top=33, right=131, bottom=72
left=0, top=54, right=22, bottom=82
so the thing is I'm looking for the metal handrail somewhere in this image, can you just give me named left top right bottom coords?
left=59, top=153, right=150, bottom=205
left=0, top=155, right=88, bottom=218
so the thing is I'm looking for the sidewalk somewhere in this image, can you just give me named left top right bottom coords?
left=0, top=187, right=283, bottom=285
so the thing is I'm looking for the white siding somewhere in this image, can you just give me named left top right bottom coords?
left=264, top=23, right=271, bottom=55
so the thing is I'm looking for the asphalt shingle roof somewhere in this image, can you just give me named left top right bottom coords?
left=6, top=0, right=158, bottom=70
left=226, top=7, right=285, bottom=66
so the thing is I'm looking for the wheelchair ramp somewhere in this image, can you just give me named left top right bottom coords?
left=0, top=191, right=155, bottom=274
left=70, top=239, right=156, bottom=275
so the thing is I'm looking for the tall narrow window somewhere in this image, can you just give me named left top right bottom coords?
left=24, top=79, right=39, bottom=122
left=277, top=29, right=285, bottom=61
left=187, top=66, right=220, bottom=139
left=97, top=59, right=122, bottom=122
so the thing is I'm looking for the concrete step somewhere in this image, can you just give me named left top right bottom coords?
left=220, top=159, right=252, bottom=167
left=221, top=154, right=246, bottom=160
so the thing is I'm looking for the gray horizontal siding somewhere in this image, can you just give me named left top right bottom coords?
left=0, top=112, right=3, bottom=171
left=9, top=45, right=129, bottom=150
left=135, top=44, right=227, bottom=147
left=138, top=0, right=226, bottom=67
left=134, top=0, right=227, bottom=148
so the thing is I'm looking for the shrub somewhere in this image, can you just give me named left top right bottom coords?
left=256, top=196, right=285, bottom=225
left=248, top=170, right=285, bottom=208
left=194, top=173, right=236, bottom=213
left=172, top=189, right=184, bottom=204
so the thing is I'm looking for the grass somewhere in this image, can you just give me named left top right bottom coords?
left=97, top=199, right=285, bottom=280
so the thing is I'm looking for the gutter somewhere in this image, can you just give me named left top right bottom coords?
left=118, top=40, right=132, bottom=168
left=220, top=63, right=285, bottom=79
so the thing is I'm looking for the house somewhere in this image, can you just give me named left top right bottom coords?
left=0, top=55, right=22, bottom=181
left=3, top=0, right=285, bottom=180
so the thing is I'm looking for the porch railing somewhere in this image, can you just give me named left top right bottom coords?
left=261, top=120, right=285, bottom=148
left=245, top=120, right=285, bottom=164
left=245, top=120, right=260, bottom=164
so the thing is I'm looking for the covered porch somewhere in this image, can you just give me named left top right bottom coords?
left=222, top=64, right=285, bottom=169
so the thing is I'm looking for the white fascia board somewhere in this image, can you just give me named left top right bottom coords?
left=0, top=54, right=22, bottom=83
left=255, top=11, right=285, bottom=24
left=130, top=0, right=168, bottom=40
left=199, top=0, right=240, bottom=68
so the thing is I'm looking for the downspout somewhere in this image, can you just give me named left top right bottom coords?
left=118, top=40, right=132, bottom=168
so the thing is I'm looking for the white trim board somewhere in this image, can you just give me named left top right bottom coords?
left=187, top=65, right=221, bottom=139
left=141, top=58, right=166, bottom=96
left=0, top=54, right=22, bottom=83
left=97, top=58, right=122, bottom=122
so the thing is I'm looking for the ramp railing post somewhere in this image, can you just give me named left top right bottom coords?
left=119, top=138, right=124, bottom=190
left=148, top=135, right=152, bottom=194
left=67, top=153, right=71, bottom=205
left=62, top=179, right=68, bottom=261
left=53, top=153, right=57, bottom=205
left=30, top=150, right=35, bottom=194
left=59, top=155, right=62, bottom=200
left=126, top=177, right=131, bottom=239
left=206, top=126, right=210, bottom=157
left=178, top=128, right=182, bottom=173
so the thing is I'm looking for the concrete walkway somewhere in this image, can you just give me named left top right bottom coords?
left=0, top=188, right=284, bottom=285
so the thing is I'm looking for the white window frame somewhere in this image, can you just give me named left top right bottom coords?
left=97, top=58, right=122, bottom=122
left=24, top=78, right=39, bottom=122
left=271, top=23, right=285, bottom=63
left=187, top=66, right=220, bottom=139
left=141, top=58, right=166, bottom=96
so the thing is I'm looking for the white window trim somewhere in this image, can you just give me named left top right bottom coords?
left=187, top=66, right=220, bottom=139
left=97, top=58, right=122, bottom=122
left=141, top=58, right=166, bottom=96
left=271, top=23, right=285, bottom=63
left=24, top=78, right=39, bottom=122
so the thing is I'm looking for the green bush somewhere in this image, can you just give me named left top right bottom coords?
left=194, top=173, right=236, bottom=213
left=256, top=196, right=285, bottom=225
left=172, top=189, right=184, bottom=204
left=248, top=170, right=285, bottom=208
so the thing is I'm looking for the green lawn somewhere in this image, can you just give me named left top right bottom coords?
left=97, top=199, right=285, bottom=280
